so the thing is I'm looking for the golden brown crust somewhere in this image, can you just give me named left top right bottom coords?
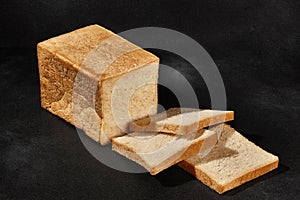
left=38, top=24, right=159, bottom=80
left=37, top=43, right=77, bottom=124
left=38, top=25, right=115, bottom=69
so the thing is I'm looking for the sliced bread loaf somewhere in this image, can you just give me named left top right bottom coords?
left=112, top=129, right=217, bottom=175
left=178, top=124, right=279, bottom=194
left=129, top=108, right=234, bottom=135
left=37, top=24, right=159, bottom=145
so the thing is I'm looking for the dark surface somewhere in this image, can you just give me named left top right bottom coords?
left=1, top=0, right=299, bottom=199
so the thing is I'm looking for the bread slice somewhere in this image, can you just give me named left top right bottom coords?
left=129, top=108, right=234, bottom=135
left=37, top=24, right=159, bottom=145
left=178, top=124, right=279, bottom=194
left=112, top=129, right=218, bottom=175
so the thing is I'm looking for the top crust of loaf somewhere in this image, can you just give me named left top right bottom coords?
left=37, top=24, right=159, bottom=80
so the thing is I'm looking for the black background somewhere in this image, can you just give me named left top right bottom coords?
left=1, top=0, right=299, bottom=199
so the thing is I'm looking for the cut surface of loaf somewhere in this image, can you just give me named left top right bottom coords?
left=178, top=124, right=279, bottom=194
left=129, top=108, right=234, bottom=135
left=112, top=129, right=218, bottom=175
left=37, top=24, right=159, bottom=144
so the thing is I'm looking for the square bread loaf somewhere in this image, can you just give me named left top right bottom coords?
left=37, top=24, right=159, bottom=145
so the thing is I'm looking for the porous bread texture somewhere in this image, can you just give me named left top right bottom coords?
left=101, top=63, right=158, bottom=144
left=129, top=108, right=234, bottom=135
left=112, top=129, right=218, bottom=175
left=37, top=24, right=159, bottom=145
left=178, top=124, right=279, bottom=194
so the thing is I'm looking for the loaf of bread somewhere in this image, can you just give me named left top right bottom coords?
left=37, top=25, right=278, bottom=194
left=112, top=129, right=218, bottom=175
left=178, top=124, right=279, bottom=194
left=129, top=108, right=234, bottom=135
left=37, top=25, right=159, bottom=145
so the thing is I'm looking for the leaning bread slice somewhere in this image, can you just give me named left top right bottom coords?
left=129, top=108, right=234, bottom=135
left=178, top=124, right=279, bottom=194
left=112, top=129, right=217, bottom=175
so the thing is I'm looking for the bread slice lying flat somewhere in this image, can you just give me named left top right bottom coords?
left=129, top=108, right=234, bottom=135
left=178, top=124, right=279, bottom=194
left=112, top=129, right=217, bottom=175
